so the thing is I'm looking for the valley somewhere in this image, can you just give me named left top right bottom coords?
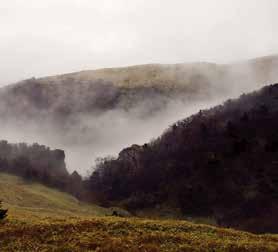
left=2, top=2, right=278, bottom=251
left=1, top=172, right=278, bottom=251
left=1, top=55, right=278, bottom=174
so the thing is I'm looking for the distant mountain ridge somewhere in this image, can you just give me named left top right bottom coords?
left=2, top=55, right=278, bottom=121
left=35, top=54, right=278, bottom=88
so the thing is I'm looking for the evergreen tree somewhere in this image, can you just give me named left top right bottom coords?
left=0, top=200, right=7, bottom=220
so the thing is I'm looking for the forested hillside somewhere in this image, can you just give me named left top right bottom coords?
left=0, top=141, right=84, bottom=198
left=89, top=83, right=278, bottom=233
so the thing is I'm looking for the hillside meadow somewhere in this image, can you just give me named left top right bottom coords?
left=0, top=173, right=278, bottom=251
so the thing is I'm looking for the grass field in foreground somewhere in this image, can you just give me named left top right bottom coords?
left=1, top=173, right=278, bottom=251
left=2, top=217, right=278, bottom=251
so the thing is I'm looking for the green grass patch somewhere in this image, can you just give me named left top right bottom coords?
left=0, top=172, right=278, bottom=251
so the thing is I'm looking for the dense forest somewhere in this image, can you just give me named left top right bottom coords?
left=0, top=141, right=84, bottom=198
left=89, top=83, right=278, bottom=233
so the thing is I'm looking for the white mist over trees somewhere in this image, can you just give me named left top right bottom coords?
left=0, top=56, right=278, bottom=174
left=0, top=1, right=278, bottom=174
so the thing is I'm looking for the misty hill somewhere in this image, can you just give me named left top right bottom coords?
left=0, top=55, right=278, bottom=173
left=3, top=55, right=278, bottom=117
left=37, top=54, right=278, bottom=89
left=89, top=83, right=278, bottom=233
left=1, top=175, right=278, bottom=251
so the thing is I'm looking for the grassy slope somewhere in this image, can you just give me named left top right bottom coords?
left=39, top=62, right=219, bottom=88
left=38, top=54, right=278, bottom=89
left=0, top=173, right=110, bottom=222
left=0, top=172, right=278, bottom=251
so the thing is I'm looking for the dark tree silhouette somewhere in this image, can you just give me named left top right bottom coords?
left=0, top=200, right=7, bottom=220
left=88, top=83, right=278, bottom=233
left=0, top=141, right=86, bottom=201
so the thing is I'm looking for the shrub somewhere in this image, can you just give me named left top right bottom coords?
left=0, top=200, right=7, bottom=220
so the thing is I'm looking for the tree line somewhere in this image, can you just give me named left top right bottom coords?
left=0, top=141, right=84, bottom=199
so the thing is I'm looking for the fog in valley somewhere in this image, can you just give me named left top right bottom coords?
left=0, top=97, right=223, bottom=174
left=1, top=1, right=278, bottom=175
left=0, top=58, right=278, bottom=175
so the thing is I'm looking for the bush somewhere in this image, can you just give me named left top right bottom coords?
left=0, top=200, right=8, bottom=220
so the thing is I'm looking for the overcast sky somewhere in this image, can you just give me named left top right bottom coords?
left=0, top=0, right=277, bottom=85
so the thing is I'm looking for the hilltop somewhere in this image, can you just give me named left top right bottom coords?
left=40, top=62, right=219, bottom=88
left=37, top=54, right=278, bottom=89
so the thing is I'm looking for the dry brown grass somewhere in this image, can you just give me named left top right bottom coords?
left=1, top=217, right=278, bottom=251
left=1, top=172, right=278, bottom=251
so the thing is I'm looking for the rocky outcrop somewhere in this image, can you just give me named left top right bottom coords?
left=0, top=141, right=70, bottom=191
left=52, top=149, right=68, bottom=176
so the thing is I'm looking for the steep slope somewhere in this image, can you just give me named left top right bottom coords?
left=89, top=83, right=278, bottom=233
left=0, top=172, right=110, bottom=222
left=0, top=55, right=278, bottom=174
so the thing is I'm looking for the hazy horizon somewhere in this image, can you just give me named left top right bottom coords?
left=1, top=0, right=278, bottom=175
left=1, top=0, right=278, bottom=86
